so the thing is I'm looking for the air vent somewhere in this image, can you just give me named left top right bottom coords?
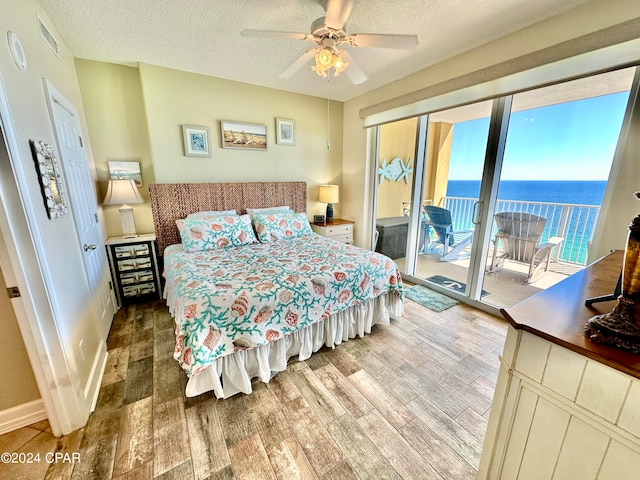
left=37, top=16, right=59, bottom=56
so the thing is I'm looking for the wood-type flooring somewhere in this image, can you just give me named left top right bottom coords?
left=0, top=295, right=507, bottom=479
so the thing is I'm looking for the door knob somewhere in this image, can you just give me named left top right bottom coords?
left=83, top=244, right=97, bottom=251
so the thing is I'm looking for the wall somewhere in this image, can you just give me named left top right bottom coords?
left=342, top=0, right=640, bottom=248
left=376, top=118, right=417, bottom=219
left=138, top=63, right=343, bottom=222
left=0, top=248, right=39, bottom=410
left=76, top=61, right=346, bottom=235
left=590, top=74, right=640, bottom=262
left=75, top=60, right=155, bottom=238
left=0, top=0, right=107, bottom=433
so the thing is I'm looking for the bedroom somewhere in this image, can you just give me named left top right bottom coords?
left=0, top=0, right=639, bottom=478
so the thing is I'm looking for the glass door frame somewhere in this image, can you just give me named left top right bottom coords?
left=464, top=96, right=512, bottom=301
left=403, top=115, right=429, bottom=273
left=369, top=98, right=514, bottom=314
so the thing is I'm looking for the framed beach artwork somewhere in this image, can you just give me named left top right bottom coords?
left=182, top=124, right=212, bottom=157
left=29, top=140, right=69, bottom=219
left=276, top=118, right=295, bottom=145
left=220, top=120, right=267, bottom=150
left=108, top=161, right=142, bottom=186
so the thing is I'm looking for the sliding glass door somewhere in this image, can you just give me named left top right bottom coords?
left=373, top=118, right=418, bottom=271
left=372, top=66, right=637, bottom=310
left=478, top=68, right=634, bottom=308
left=411, top=101, right=494, bottom=297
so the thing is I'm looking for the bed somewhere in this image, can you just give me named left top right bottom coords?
left=149, top=181, right=404, bottom=398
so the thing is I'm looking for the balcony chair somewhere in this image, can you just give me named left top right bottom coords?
left=487, top=211, right=564, bottom=283
left=422, top=205, right=474, bottom=262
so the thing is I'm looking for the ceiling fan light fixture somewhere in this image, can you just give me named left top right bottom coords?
left=317, top=47, right=334, bottom=67
left=311, top=61, right=329, bottom=78
left=332, top=51, right=348, bottom=76
left=312, top=46, right=349, bottom=78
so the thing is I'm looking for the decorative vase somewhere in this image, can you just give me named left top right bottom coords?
left=585, top=192, right=640, bottom=352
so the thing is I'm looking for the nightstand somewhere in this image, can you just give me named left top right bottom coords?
left=105, top=234, right=162, bottom=307
left=311, top=219, right=354, bottom=244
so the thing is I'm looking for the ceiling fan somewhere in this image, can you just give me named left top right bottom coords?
left=240, top=0, right=418, bottom=84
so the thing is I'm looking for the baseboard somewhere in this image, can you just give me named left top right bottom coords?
left=84, top=340, right=108, bottom=413
left=0, top=399, right=47, bottom=435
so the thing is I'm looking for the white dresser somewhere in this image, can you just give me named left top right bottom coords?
left=479, top=251, right=640, bottom=480
left=311, top=219, right=354, bottom=244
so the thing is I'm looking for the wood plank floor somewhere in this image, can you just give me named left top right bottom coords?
left=0, top=296, right=507, bottom=479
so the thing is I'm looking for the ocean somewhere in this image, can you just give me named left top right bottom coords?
left=446, top=180, right=607, bottom=206
left=445, top=180, right=607, bottom=264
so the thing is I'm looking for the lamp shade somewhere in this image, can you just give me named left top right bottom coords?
left=103, top=179, right=144, bottom=206
left=318, top=184, right=339, bottom=204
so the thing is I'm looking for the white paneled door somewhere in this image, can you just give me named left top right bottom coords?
left=45, top=81, right=115, bottom=340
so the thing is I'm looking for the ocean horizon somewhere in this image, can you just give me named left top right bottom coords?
left=446, top=180, right=607, bottom=206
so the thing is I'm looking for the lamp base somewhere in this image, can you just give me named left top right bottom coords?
left=585, top=296, right=640, bottom=353
left=326, top=203, right=334, bottom=222
left=119, top=204, right=138, bottom=238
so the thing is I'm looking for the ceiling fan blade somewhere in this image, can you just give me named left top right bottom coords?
left=340, top=51, right=368, bottom=84
left=241, top=29, right=310, bottom=41
left=324, top=0, right=354, bottom=30
left=278, top=50, right=316, bottom=78
left=348, top=33, right=418, bottom=49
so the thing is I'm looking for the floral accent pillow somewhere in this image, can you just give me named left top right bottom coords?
left=176, top=214, right=256, bottom=252
left=252, top=212, right=313, bottom=243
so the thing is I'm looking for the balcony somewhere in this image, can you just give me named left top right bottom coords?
left=390, top=197, right=600, bottom=308
left=443, top=196, right=601, bottom=266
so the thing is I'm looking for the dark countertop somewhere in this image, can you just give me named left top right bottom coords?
left=500, top=250, right=640, bottom=379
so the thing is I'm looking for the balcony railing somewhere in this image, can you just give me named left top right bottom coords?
left=442, top=196, right=601, bottom=266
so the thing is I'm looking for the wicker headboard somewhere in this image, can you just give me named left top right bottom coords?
left=149, top=181, right=307, bottom=255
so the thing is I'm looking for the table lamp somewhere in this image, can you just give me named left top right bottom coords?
left=103, top=179, right=144, bottom=237
left=319, top=184, right=339, bottom=222
left=585, top=191, right=640, bottom=352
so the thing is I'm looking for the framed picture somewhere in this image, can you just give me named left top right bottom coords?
left=182, top=124, right=212, bottom=157
left=313, top=214, right=326, bottom=225
left=108, top=160, right=142, bottom=186
left=29, top=140, right=69, bottom=219
left=276, top=118, right=295, bottom=145
left=221, top=120, right=267, bottom=150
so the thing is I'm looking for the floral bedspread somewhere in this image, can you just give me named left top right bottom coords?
left=164, top=235, right=404, bottom=377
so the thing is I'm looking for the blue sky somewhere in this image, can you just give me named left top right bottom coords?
left=448, top=91, right=630, bottom=181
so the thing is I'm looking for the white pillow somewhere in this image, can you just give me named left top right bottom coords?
left=246, top=206, right=293, bottom=219
left=187, top=209, right=237, bottom=219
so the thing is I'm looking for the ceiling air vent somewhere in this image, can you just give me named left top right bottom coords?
left=37, top=16, right=59, bottom=56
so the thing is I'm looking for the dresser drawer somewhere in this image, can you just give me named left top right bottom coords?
left=117, top=257, right=153, bottom=271
left=120, top=269, right=155, bottom=285
left=122, top=282, right=157, bottom=298
left=325, top=224, right=353, bottom=236
left=114, top=243, right=150, bottom=258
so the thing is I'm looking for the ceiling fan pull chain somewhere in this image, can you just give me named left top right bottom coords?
left=327, top=77, right=331, bottom=149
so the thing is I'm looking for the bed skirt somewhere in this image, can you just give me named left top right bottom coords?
left=173, top=292, right=403, bottom=398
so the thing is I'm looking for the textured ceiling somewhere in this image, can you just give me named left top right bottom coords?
left=37, top=0, right=593, bottom=101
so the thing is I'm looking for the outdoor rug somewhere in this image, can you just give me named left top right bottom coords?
left=426, top=275, right=489, bottom=296
left=403, top=284, right=459, bottom=312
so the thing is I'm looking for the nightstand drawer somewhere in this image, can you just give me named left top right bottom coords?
left=114, top=243, right=150, bottom=258
left=120, top=269, right=155, bottom=285
left=331, top=233, right=353, bottom=243
left=123, top=282, right=157, bottom=298
left=325, top=224, right=353, bottom=236
left=117, top=257, right=153, bottom=271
